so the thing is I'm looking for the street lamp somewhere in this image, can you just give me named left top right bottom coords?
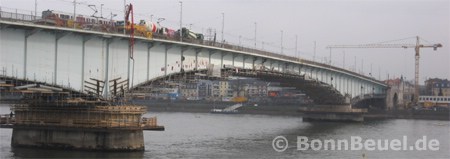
left=100, top=4, right=104, bottom=18
left=254, top=22, right=257, bottom=49
left=34, top=0, right=37, bottom=17
left=295, top=34, right=298, bottom=59
left=221, top=12, right=224, bottom=43
left=280, top=30, right=283, bottom=54
left=179, top=1, right=183, bottom=42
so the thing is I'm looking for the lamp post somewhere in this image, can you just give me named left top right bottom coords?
left=329, top=48, right=332, bottom=65
left=254, top=22, right=257, bottom=49
left=280, top=30, right=283, bottom=54
left=295, top=34, right=298, bottom=59
left=179, top=1, right=183, bottom=42
left=313, top=41, right=316, bottom=62
left=100, top=4, right=104, bottom=18
left=221, top=13, right=224, bottom=43
left=34, top=0, right=37, bottom=17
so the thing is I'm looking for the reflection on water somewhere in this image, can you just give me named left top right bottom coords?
left=0, top=104, right=449, bottom=158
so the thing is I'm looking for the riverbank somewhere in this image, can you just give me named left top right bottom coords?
left=133, top=99, right=302, bottom=116
left=134, top=100, right=449, bottom=120
left=365, top=109, right=450, bottom=121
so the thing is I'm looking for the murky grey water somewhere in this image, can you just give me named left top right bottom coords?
left=0, top=104, right=449, bottom=158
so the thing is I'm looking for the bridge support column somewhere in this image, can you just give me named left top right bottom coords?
left=252, top=57, right=257, bottom=70
left=232, top=53, right=236, bottom=66
left=81, top=35, right=93, bottom=92
left=220, top=52, right=226, bottom=68
left=345, top=77, right=352, bottom=95
left=103, top=38, right=112, bottom=99
left=312, top=68, right=316, bottom=79
left=180, top=46, right=188, bottom=73
left=194, top=48, right=201, bottom=70
left=269, top=60, right=274, bottom=70
left=53, top=32, right=70, bottom=85
left=164, top=44, right=173, bottom=75
left=299, top=105, right=367, bottom=122
left=320, top=70, right=323, bottom=82
left=242, top=55, right=246, bottom=68
left=147, top=43, right=154, bottom=81
left=298, top=64, right=302, bottom=76
left=23, top=29, right=40, bottom=79
left=277, top=63, right=281, bottom=72
left=339, top=75, right=343, bottom=94
left=208, top=50, right=214, bottom=67
left=24, top=34, right=28, bottom=79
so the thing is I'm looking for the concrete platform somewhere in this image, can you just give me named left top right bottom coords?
left=299, top=105, right=367, bottom=122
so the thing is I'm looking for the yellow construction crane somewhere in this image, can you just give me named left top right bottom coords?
left=326, top=36, right=442, bottom=105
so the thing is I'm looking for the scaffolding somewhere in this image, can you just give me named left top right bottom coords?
left=10, top=101, right=161, bottom=130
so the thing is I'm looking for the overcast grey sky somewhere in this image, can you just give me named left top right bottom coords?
left=1, top=0, right=448, bottom=83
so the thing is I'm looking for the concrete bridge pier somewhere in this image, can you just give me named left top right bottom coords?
left=299, top=105, right=367, bottom=122
left=11, top=127, right=145, bottom=151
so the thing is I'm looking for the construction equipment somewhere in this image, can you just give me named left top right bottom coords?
left=326, top=36, right=442, bottom=105
left=124, top=3, right=135, bottom=59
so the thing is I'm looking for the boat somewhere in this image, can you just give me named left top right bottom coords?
left=210, top=103, right=243, bottom=114
left=210, top=109, right=239, bottom=114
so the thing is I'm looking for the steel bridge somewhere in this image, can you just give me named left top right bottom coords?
left=0, top=11, right=388, bottom=106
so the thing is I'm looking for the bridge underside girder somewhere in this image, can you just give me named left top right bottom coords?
left=232, top=69, right=346, bottom=105
left=132, top=68, right=347, bottom=105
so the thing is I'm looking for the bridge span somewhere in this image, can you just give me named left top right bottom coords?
left=0, top=12, right=387, bottom=106
left=0, top=6, right=393, bottom=152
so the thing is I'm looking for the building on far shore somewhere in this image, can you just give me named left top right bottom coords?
left=425, top=78, right=450, bottom=96
left=385, top=77, right=414, bottom=110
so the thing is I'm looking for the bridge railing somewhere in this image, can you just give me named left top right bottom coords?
left=0, top=10, right=40, bottom=22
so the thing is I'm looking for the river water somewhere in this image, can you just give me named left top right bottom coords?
left=0, top=104, right=449, bottom=158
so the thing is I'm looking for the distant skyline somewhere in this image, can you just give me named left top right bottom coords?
left=1, top=0, right=448, bottom=83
